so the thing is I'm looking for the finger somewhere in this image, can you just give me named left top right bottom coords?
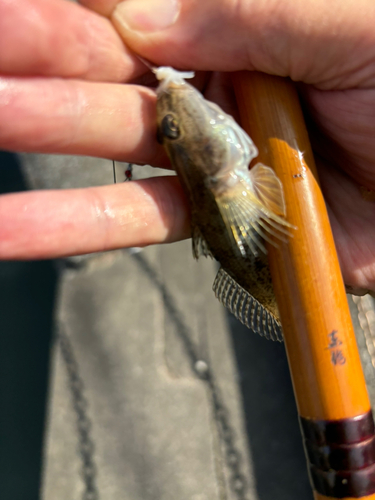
left=0, top=77, right=168, bottom=166
left=302, top=86, right=375, bottom=188
left=317, top=157, right=375, bottom=292
left=204, top=72, right=240, bottom=122
left=109, top=0, right=375, bottom=89
left=0, top=177, right=190, bottom=260
left=0, top=0, right=145, bottom=82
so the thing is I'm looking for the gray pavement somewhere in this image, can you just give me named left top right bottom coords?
left=2, top=152, right=375, bottom=500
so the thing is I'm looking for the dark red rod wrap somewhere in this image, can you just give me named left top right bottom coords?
left=301, top=412, right=375, bottom=497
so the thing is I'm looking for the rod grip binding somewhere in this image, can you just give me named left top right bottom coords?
left=300, top=411, right=375, bottom=498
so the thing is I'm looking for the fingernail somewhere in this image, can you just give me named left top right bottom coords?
left=113, top=0, right=180, bottom=32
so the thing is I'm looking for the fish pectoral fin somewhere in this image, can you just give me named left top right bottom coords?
left=192, top=224, right=213, bottom=260
left=216, top=165, right=296, bottom=256
left=213, top=267, right=283, bottom=341
left=251, top=163, right=286, bottom=216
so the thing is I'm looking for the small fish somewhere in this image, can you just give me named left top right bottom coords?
left=155, top=67, right=294, bottom=341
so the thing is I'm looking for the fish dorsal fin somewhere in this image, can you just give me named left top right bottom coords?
left=251, top=163, right=286, bottom=216
left=213, top=267, right=283, bottom=341
left=192, top=224, right=213, bottom=260
left=215, top=165, right=295, bottom=257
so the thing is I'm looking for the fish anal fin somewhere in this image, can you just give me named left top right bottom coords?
left=192, top=224, right=213, bottom=260
left=250, top=163, right=286, bottom=217
left=213, top=267, right=283, bottom=341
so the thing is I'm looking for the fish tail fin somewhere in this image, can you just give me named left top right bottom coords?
left=213, top=267, right=283, bottom=341
left=216, top=163, right=295, bottom=256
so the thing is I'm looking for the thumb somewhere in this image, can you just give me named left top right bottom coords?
left=111, top=0, right=375, bottom=89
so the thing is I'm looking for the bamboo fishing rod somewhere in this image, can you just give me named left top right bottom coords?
left=232, top=71, right=375, bottom=500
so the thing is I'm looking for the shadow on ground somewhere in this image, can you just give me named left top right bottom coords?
left=0, top=152, right=58, bottom=500
left=133, top=251, right=312, bottom=499
left=227, top=313, right=313, bottom=499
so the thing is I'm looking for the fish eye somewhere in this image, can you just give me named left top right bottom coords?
left=160, top=114, right=180, bottom=140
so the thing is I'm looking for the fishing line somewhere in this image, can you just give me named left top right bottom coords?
left=112, top=160, right=117, bottom=184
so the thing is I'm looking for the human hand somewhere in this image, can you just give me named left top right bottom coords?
left=0, top=0, right=192, bottom=259
left=1, top=0, right=375, bottom=293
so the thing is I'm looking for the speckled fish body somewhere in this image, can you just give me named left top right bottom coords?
left=155, top=68, right=293, bottom=340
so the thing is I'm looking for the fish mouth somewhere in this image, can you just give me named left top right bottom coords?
left=154, top=66, right=195, bottom=94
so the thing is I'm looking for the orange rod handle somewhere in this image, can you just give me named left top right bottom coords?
left=232, top=71, right=375, bottom=499
left=316, top=495, right=375, bottom=500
